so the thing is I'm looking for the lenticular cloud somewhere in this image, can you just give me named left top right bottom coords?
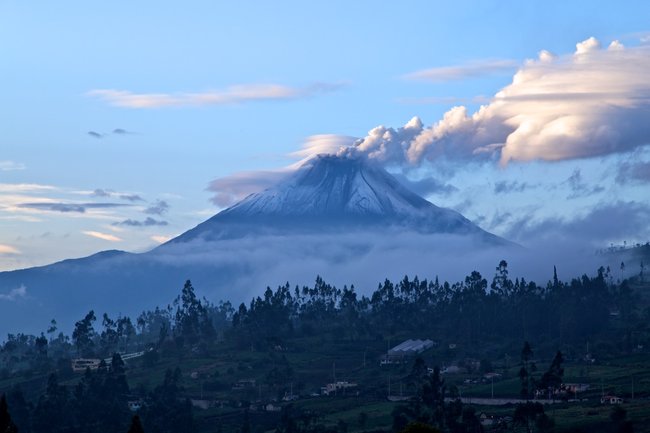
left=345, top=37, right=650, bottom=166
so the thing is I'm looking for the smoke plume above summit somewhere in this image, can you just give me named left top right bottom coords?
left=344, top=38, right=650, bottom=167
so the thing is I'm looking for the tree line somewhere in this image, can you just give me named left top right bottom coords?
left=1, top=260, right=648, bottom=433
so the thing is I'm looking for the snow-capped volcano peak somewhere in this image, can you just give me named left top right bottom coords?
left=222, top=154, right=432, bottom=218
left=169, top=154, right=508, bottom=245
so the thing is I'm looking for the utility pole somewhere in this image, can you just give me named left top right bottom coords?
left=388, top=375, right=391, bottom=397
left=491, top=376, right=494, bottom=399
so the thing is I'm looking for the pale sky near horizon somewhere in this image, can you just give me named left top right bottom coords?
left=1, top=0, right=650, bottom=271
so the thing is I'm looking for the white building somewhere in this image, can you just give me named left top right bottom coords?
left=321, top=381, right=358, bottom=396
left=380, top=339, right=435, bottom=365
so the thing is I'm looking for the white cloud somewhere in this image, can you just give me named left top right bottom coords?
left=537, top=50, right=556, bottom=63
left=82, top=231, right=122, bottom=242
left=575, top=36, right=601, bottom=55
left=87, top=82, right=344, bottom=109
left=608, top=40, right=625, bottom=51
left=0, top=244, right=20, bottom=254
left=0, top=284, right=27, bottom=301
left=403, top=59, right=518, bottom=82
left=289, top=134, right=357, bottom=161
left=207, top=169, right=291, bottom=207
left=345, top=37, right=650, bottom=166
left=0, top=184, right=57, bottom=193
left=0, top=161, right=26, bottom=171
left=0, top=215, right=42, bottom=222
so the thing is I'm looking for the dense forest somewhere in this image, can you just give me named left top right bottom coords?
left=1, top=250, right=649, bottom=433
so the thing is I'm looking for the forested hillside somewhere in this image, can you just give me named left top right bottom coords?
left=1, top=253, right=649, bottom=433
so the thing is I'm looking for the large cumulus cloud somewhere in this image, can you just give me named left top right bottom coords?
left=345, top=38, right=650, bottom=166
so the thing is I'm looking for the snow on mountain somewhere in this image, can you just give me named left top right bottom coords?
left=166, top=154, right=504, bottom=244
left=224, top=154, right=431, bottom=218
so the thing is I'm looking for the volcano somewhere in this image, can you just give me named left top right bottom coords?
left=0, top=155, right=514, bottom=335
left=164, top=155, right=506, bottom=245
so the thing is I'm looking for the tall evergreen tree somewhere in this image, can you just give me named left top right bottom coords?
left=519, top=341, right=535, bottom=399
left=72, top=310, right=97, bottom=357
left=5, top=388, right=31, bottom=433
left=539, top=351, right=564, bottom=395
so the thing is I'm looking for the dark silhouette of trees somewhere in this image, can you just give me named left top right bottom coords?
left=173, top=280, right=215, bottom=346
left=399, top=422, right=441, bottom=433
left=4, top=388, right=31, bottom=433
left=539, top=351, right=564, bottom=397
left=610, top=406, right=634, bottom=433
left=127, top=415, right=145, bottom=433
left=2, top=259, right=649, bottom=433
left=513, top=402, right=552, bottom=433
left=72, top=311, right=96, bottom=357
left=141, top=368, right=194, bottom=433
left=32, top=374, right=74, bottom=433
left=519, top=341, right=535, bottom=399
left=0, top=394, right=19, bottom=433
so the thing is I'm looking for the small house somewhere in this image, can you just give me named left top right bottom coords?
left=127, top=400, right=144, bottom=412
left=71, top=358, right=102, bottom=372
left=265, top=403, right=282, bottom=412
left=321, top=381, right=358, bottom=396
left=601, top=395, right=623, bottom=405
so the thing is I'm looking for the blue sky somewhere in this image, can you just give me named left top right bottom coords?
left=1, top=0, right=650, bottom=271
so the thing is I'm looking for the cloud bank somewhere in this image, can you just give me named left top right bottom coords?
left=151, top=229, right=624, bottom=306
left=505, top=200, right=650, bottom=246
